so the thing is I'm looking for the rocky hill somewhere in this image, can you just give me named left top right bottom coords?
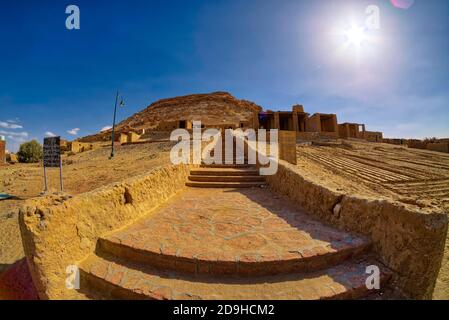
left=79, top=92, right=262, bottom=142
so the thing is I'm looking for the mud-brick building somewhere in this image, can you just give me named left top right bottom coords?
left=67, top=141, right=101, bottom=154
left=257, top=106, right=339, bottom=140
left=363, top=131, right=383, bottom=142
left=338, top=123, right=366, bottom=139
left=305, top=113, right=339, bottom=139
left=115, top=131, right=142, bottom=145
left=0, top=136, right=6, bottom=165
left=84, top=92, right=383, bottom=143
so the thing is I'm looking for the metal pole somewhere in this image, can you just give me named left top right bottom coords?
left=110, top=90, right=119, bottom=159
left=59, top=158, right=64, bottom=191
left=43, top=165, right=48, bottom=192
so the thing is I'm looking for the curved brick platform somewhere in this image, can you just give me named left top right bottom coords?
left=98, top=188, right=370, bottom=276
left=80, top=253, right=391, bottom=300
left=76, top=184, right=391, bottom=299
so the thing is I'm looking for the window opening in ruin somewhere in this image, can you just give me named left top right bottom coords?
left=258, top=113, right=274, bottom=130
left=279, top=113, right=293, bottom=131
left=320, top=116, right=335, bottom=132
left=179, top=120, right=186, bottom=129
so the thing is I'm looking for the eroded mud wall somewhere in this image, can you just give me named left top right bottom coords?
left=19, top=164, right=191, bottom=299
left=266, top=161, right=448, bottom=299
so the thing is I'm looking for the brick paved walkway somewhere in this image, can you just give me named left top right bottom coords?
left=100, top=187, right=369, bottom=275
left=79, top=186, right=391, bottom=299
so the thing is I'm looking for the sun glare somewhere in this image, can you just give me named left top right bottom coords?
left=330, top=19, right=382, bottom=64
left=345, top=26, right=366, bottom=47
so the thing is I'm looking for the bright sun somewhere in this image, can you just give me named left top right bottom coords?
left=344, top=26, right=366, bottom=47
left=331, top=18, right=381, bottom=63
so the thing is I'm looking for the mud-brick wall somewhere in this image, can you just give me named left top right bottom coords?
left=278, top=131, right=297, bottom=165
left=297, top=132, right=322, bottom=141
left=427, top=143, right=449, bottom=154
left=365, top=131, right=383, bottom=142
left=305, top=114, right=321, bottom=132
left=408, top=140, right=427, bottom=150
left=19, top=164, right=192, bottom=299
left=0, top=140, right=5, bottom=164
left=338, top=124, right=349, bottom=139
left=266, top=161, right=448, bottom=299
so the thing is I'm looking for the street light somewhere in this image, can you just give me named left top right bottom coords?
left=109, top=91, right=125, bottom=159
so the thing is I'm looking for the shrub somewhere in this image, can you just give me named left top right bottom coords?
left=17, top=140, right=43, bottom=163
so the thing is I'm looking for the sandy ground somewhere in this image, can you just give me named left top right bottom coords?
left=0, top=142, right=174, bottom=275
left=296, top=140, right=449, bottom=299
left=296, top=140, right=449, bottom=213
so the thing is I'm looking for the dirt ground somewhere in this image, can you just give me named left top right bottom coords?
left=296, top=140, right=449, bottom=213
left=296, top=140, right=449, bottom=299
left=0, top=142, right=174, bottom=275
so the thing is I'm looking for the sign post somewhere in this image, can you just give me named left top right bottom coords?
left=43, top=136, right=63, bottom=192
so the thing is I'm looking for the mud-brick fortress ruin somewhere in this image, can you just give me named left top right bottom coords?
left=72, top=91, right=449, bottom=155
left=98, top=92, right=384, bottom=144
left=17, top=92, right=449, bottom=300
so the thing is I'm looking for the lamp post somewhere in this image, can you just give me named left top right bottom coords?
left=109, top=91, right=120, bottom=159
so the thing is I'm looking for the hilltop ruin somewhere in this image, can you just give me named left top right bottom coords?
left=78, top=92, right=382, bottom=145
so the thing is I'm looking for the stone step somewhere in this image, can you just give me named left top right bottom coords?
left=96, top=187, right=373, bottom=278
left=200, top=163, right=253, bottom=169
left=78, top=187, right=389, bottom=300
left=191, top=168, right=260, bottom=176
left=203, top=162, right=252, bottom=166
left=79, top=254, right=392, bottom=300
left=96, top=232, right=370, bottom=278
left=186, top=181, right=266, bottom=188
left=188, top=175, right=266, bottom=183
left=208, top=160, right=250, bottom=165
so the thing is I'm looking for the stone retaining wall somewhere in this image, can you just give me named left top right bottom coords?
left=266, top=161, right=448, bottom=299
left=19, top=164, right=191, bottom=300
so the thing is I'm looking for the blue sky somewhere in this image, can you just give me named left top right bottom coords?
left=0, top=0, right=448, bottom=151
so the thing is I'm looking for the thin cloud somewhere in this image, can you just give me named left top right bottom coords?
left=0, top=130, right=29, bottom=152
left=100, top=126, right=112, bottom=132
left=45, top=131, right=57, bottom=137
left=0, top=130, right=28, bottom=138
left=67, top=128, right=80, bottom=135
left=0, top=120, right=23, bottom=129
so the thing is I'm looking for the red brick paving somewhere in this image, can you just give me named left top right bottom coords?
left=100, top=188, right=368, bottom=274
left=80, top=253, right=391, bottom=300
left=77, top=186, right=391, bottom=299
left=100, top=187, right=370, bottom=277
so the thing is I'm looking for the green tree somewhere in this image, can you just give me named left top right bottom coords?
left=17, top=140, right=43, bottom=163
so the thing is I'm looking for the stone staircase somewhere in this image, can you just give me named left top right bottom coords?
left=76, top=187, right=392, bottom=300
left=74, top=133, right=393, bottom=300
left=186, top=165, right=266, bottom=188
left=79, top=253, right=389, bottom=300
left=186, top=133, right=267, bottom=188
